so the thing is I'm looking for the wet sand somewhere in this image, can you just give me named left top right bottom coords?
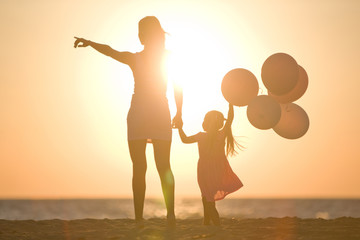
left=0, top=217, right=359, bottom=240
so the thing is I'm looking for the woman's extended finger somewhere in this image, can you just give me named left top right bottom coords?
left=73, top=37, right=83, bottom=48
left=74, top=39, right=80, bottom=48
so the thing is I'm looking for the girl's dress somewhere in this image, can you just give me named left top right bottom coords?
left=126, top=51, right=172, bottom=142
left=194, top=130, right=243, bottom=201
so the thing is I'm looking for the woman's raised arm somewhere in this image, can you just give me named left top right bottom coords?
left=74, top=37, right=133, bottom=65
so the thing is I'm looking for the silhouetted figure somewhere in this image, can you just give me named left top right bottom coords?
left=177, top=104, right=242, bottom=225
left=74, top=16, right=183, bottom=226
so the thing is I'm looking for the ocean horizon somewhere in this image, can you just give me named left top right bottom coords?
left=1, top=198, right=359, bottom=221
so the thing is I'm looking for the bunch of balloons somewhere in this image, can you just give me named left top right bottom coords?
left=221, top=53, right=309, bottom=139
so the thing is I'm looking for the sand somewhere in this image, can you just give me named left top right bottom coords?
left=0, top=217, right=359, bottom=240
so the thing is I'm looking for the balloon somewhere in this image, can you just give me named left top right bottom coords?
left=221, top=68, right=259, bottom=107
left=268, top=65, right=308, bottom=103
left=273, top=103, right=310, bottom=139
left=247, top=95, right=281, bottom=130
left=261, top=53, right=299, bottom=95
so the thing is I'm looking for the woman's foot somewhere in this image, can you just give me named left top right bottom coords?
left=166, top=214, right=176, bottom=227
left=135, top=217, right=145, bottom=228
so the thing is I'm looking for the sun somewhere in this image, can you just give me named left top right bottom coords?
left=163, top=20, right=236, bottom=131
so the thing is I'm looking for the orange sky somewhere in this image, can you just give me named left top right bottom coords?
left=1, top=0, right=359, bottom=199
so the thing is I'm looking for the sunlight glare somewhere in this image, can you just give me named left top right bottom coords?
left=165, top=20, right=235, bottom=131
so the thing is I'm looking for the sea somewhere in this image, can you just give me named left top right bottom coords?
left=0, top=198, right=359, bottom=220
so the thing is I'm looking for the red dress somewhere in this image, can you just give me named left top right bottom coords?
left=194, top=130, right=243, bottom=202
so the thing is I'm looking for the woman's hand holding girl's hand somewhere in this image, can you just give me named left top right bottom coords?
left=172, top=114, right=183, bottom=129
left=176, top=120, right=183, bottom=129
left=74, top=37, right=90, bottom=48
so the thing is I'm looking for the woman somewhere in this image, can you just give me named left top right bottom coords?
left=74, top=16, right=183, bottom=225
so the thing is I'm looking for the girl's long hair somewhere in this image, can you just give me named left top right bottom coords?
left=225, top=126, right=244, bottom=157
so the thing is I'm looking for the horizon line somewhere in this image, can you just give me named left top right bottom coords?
left=1, top=196, right=359, bottom=200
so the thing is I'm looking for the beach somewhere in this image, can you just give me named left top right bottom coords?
left=1, top=217, right=359, bottom=240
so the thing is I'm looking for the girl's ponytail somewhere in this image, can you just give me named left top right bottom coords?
left=224, top=104, right=244, bottom=156
left=225, top=126, right=243, bottom=156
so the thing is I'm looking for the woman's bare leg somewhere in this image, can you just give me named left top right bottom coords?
left=128, top=139, right=147, bottom=221
left=152, top=139, right=175, bottom=221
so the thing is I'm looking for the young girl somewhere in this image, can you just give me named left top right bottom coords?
left=177, top=103, right=243, bottom=225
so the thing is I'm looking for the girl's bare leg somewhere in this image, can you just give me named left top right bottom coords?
left=128, top=140, right=147, bottom=221
left=208, top=201, right=220, bottom=225
left=202, top=197, right=211, bottom=225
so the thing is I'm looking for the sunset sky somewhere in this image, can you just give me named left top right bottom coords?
left=1, top=0, right=359, bottom=199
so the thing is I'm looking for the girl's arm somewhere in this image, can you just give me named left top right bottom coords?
left=178, top=128, right=198, bottom=144
left=74, top=37, right=133, bottom=65
left=224, top=103, right=234, bottom=132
